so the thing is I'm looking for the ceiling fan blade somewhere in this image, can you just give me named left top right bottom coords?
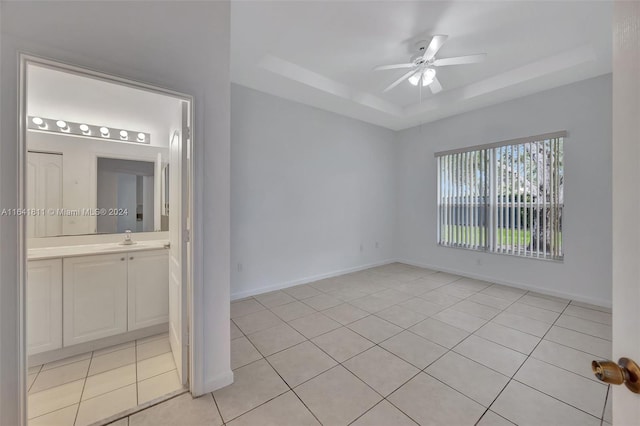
left=423, top=35, right=448, bottom=60
left=429, top=76, right=443, bottom=94
left=383, top=69, right=419, bottom=92
left=433, top=54, right=487, bottom=67
left=373, top=63, right=415, bottom=71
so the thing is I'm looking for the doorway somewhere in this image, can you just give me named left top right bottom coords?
left=19, top=55, right=194, bottom=425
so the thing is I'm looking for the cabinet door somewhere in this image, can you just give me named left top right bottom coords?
left=27, top=259, right=63, bottom=355
left=63, top=253, right=128, bottom=346
left=128, top=250, right=169, bottom=330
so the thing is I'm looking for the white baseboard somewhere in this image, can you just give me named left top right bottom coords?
left=231, top=259, right=396, bottom=301
left=201, top=370, right=234, bottom=394
left=396, top=258, right=612, bottom=309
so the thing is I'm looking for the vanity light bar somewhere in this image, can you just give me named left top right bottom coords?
left=27, top=116, right=151, bottom=145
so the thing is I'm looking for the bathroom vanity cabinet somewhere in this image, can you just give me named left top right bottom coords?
left=27, top=259, right=63, bottom=354
left=27, top=246, right=169, bottom=355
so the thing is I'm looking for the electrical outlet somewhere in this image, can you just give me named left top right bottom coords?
left=375, top=241, right=379, bottom=249
left=359, top=243, right=364, bottom=252
left=237, top=263, right=243, bottom=272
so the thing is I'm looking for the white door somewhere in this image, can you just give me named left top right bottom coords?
left=27, top=259, right=62, bottom=355
left=168, top=101, right=189, bottom=384
left=611, top=2, right=640, bottom=425
left=128, top=250, right=169, bottom=330
left=27, top=152, right=63, bottom=237
left=63, top=254, right=128, bottom=346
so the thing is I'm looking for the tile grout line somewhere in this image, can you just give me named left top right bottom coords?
left=73, top=350, right=94, bottom=426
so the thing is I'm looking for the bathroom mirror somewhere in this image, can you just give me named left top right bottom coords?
left=26, top=129, right=170, bottom=237
left=25, top=63, right=180, bottom=238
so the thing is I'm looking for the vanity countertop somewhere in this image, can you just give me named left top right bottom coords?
left=28, top=240, right=169, bottom=261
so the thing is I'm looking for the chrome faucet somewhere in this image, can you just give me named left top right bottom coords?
left=121, top=229, right=135, bottom=245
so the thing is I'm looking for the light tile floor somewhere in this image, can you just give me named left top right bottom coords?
left=28, top=332, right=183, bottom=426
left=110, top=263, right=613, bottom=426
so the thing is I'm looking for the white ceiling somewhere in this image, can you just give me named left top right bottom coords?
left=231, top=1, right=612, bottom=130
left=27, top=65, right=182, bottom=147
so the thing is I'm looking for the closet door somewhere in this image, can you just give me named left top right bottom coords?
left=27, top=152, right=63, bottom=237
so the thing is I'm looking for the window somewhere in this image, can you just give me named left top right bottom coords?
left=436, top=131, right=565, bottom=260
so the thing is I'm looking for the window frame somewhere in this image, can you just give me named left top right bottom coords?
left=435, top=131, right=566, bottom=262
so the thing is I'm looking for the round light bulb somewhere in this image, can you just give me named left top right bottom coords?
left=79, top=124, right=90, bottom=133
left=32, top=117, right=44, bottom=126
left=137, top=133, right=146, bottom=142
left=408, top=73, right=421, bottom=86
left=56, top=120, right=68, bottom=130
left=100, top=127, right=110, bottom=137
left=120, top=130, right=129, bottom=139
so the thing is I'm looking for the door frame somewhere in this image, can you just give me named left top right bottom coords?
left=17, top=53, right=195, bottom=423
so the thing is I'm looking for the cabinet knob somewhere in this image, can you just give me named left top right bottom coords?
left=120, top=257, right=125, bottom=261
left=129, top=256, right=134, bottom=260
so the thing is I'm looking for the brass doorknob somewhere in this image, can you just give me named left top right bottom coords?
left=592, top=358, right=640, bottom=393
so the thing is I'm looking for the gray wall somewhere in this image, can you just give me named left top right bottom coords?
left=231, top=84, right=396, bottom=298
left=395, top=74, right=612, bottom=306
left=0, top=1, right=231, bottom=422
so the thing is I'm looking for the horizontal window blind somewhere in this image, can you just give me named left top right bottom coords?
left=437, top=132, right=564, bottom=260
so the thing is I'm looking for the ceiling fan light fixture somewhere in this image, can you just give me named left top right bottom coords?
left=422, top=68, right=436, bottom=86
left=408, top=72, right=421, bottom=86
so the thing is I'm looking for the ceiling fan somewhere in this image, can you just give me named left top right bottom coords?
left=374, top=35, right=486, bottom=94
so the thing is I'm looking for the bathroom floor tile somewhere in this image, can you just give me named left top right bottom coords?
left=28, top=404, right=78, bottom=426
left=129, top=393, right=222, bottom=426
left=28, top=379, right=84, bottom=419
left=89, top=347, right=136, bottom=376
left=136, top=336, right=171, bottom=361
left=137, top=352, right=177, bottom=381
left=138, top=369, right=184, bottom=404
left=75, top=384, right=137, bottom=426
left=29, top=359, right=90, bottom=394
left=82, top=364, right=136, bottom=401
